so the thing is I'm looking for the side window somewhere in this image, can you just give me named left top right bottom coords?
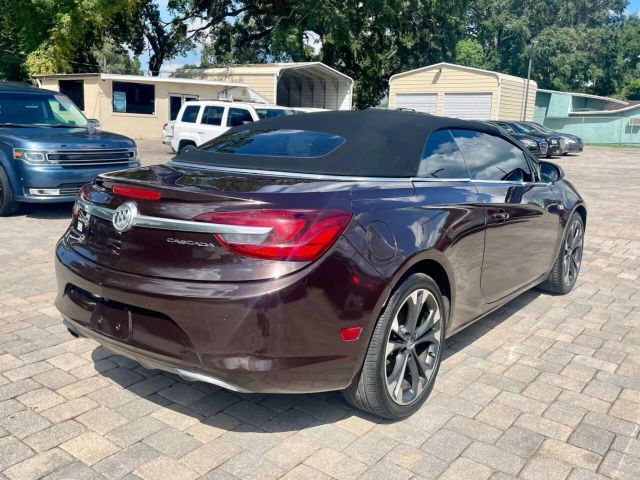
left=418, top=129, right=470, bottom=178
left=227, top=108, right=253, bottom=127
left=451, top=129, right=533, bottom=182
left=201, top=106, right=224, bottom=126
left=180, top=105, right=200, bottom=123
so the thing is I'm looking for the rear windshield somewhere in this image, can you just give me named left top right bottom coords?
left=200, top=129, right=345, bottom=158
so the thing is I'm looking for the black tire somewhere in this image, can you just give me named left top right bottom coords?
left=342, top=273, right=446, bottom=420
left=538, top=212, right=584, bottom=295
left=0, top=166, right=19, bottom=216
left=178, top=141, right=196, bottom=153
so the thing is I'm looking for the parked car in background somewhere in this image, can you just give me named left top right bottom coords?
left=171, top=100, right=296, bottom=152
left=55, top=110, right=586, bottom=419
left=487, top=121, right=548, bottom=157
left=161, top=121, right=175, bottom=148
left=522, top=121, right=583, bottom=155
left=0, top=83, right=139, bottom=216
left=495, top=120, right=567, bottom=157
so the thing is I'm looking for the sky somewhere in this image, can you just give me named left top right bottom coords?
left=139, top=0, right=640, bottom=75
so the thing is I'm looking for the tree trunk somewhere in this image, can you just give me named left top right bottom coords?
left=148, top=53, right=163, bottom=76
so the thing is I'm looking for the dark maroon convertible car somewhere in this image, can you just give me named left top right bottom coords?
left=55, top=110, right=586, bottom=419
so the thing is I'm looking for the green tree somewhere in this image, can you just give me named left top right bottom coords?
left=621, top=77, right=640, bottom=100
left=463, top=0, right=631, bottom=95
left=0, top=0, right=136, bottom=80
left=113, top=0, right=257, bottom=75
left=455, top=38, right=486, bottom=69
left=199, top=0, right=468, bottom=108
left=93, top=41, right=142, bottom=75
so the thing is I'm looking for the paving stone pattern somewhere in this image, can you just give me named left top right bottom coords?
left=1, top=145, right=640, bottom=479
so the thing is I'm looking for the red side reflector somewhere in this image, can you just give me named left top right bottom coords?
left=112, top=185, right=161, bottom=200
left=340, top=326, right=362, bottom=342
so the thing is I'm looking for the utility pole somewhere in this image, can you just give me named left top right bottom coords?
left=523, top=40, right=538, bottom=121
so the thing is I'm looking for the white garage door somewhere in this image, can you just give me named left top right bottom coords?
left=443, top=93, right=493, bottom=120
left=395, top=93, right=437, bottom=114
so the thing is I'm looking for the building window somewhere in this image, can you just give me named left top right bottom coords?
left=112, top=81, right=155, bottom=115
left=58, top=80, right=84, bottom=111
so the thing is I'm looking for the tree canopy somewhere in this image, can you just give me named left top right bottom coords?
left=1, top=0, right=639, bottom=107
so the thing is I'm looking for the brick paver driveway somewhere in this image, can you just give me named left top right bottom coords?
left=1, top=144, right=639, bottom=480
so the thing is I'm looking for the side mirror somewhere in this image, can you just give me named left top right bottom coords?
left=87, top=118, right=101, bottom=128
left=539, top=160, right=564, bottom=183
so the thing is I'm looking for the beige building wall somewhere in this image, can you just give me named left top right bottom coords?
left=498, top=75, right=537, bottom=121
left=39, top=77, right=232, bottom=139
left=388, top=64, right=537, bottom=121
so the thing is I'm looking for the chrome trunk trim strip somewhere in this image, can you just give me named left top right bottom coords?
left=77, top=199, right=272, bottom=235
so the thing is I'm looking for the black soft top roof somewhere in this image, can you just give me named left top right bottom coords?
left=179, top=109, right=506, bottom=177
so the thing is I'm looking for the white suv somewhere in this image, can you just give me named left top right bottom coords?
left=171, top=101, right=296, bottom=152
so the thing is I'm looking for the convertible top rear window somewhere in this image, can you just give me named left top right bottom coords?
left=201, top=129, right=345, bottom=158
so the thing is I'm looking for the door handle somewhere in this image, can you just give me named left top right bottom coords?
left=197, top=131, right=205, bottom=134
left=491, top=209, right=509, bottom=222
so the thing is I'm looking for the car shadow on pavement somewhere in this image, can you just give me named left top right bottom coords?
left=89, top=288, right=543, bottom=431
left=19, top=202, right=74, bottom=220
left=442, top=288, right=542, bottom=361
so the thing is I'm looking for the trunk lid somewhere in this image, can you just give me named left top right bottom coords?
left=66, top=164, right=354, bottom=282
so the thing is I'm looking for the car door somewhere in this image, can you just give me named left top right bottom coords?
left=196, top=105, right=226, bottom=144
left=412, top=129, right=488, bottom=330
left=451, top=129, right=561, bottom=303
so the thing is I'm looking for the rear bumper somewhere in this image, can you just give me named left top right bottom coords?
left=63, top=317, right=250, bottom=392
left=54, top=238, right=384, bottom=394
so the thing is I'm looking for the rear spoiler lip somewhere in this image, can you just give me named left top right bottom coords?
left=77, top=199, right=272, bottom=236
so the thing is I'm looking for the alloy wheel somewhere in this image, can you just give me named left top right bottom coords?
left=385, top=288, right=442, bottom=405
left=563, top=219, right=583, bottom=287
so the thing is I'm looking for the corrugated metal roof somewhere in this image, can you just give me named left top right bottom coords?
left=389, top=62, right=534, bottom=86
left=180, top=62, right=353, bottom=83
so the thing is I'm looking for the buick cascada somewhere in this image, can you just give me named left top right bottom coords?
left=55, top=110, right=586, bottom=419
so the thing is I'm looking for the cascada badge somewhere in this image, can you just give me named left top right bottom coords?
left=112, top=202, right=137, bottom=233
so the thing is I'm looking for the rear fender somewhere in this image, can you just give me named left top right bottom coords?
left=372, top=249, right=456, bottom=331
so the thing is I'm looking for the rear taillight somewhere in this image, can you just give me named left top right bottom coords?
left=195, top=209, right=352, bottom=261
left=72, top=184, right=91, bottom=221
left=112, top=185, right=161, bottom=200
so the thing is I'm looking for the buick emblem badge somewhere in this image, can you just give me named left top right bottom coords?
left=112, top=202, right=137, bottom=233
